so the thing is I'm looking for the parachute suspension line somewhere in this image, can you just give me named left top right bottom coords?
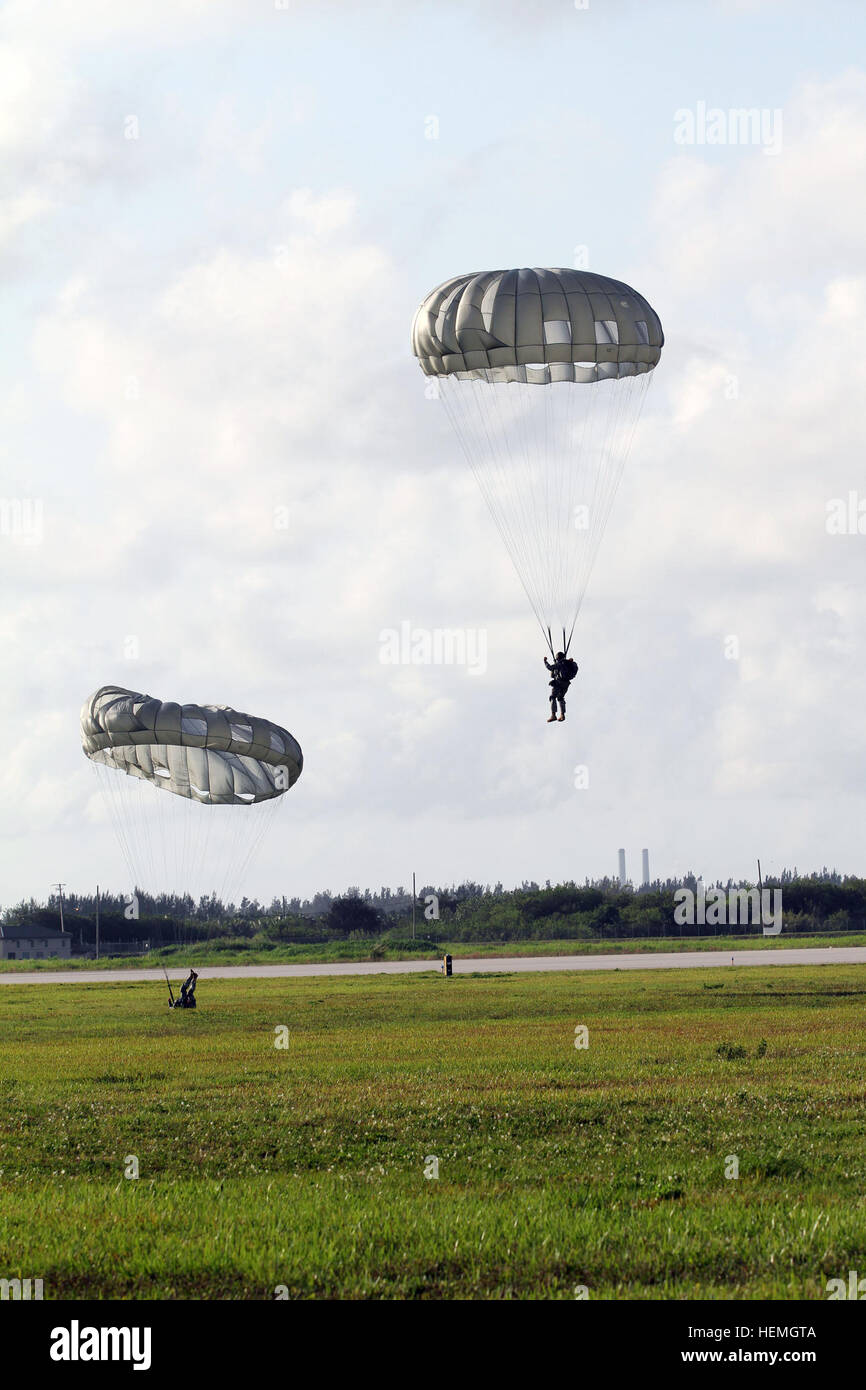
left=554, top=377, right=577, bottom=632
left=441, top=378, right=547, bottom=641
left=93, top=759, right=288, bottom=918
left=181, top=779, right=195, bottom=903
left=473, top=377, right=561, bottom=639
left=222, top=794, right=286, bottom=911
left=438, top=370, right=653, bottom=649
left=439, top=379, right=553, bottom=642
left=92, top=761, right=137, bottom=895
left=479, top=377, right=546, bottom=623
left=568, top=370, right=652, bottom=637
left=196, top=791, right=217, bottom=903
left=472, top=380, right=537, bottom=635
left=565, top=370, right=650, bottom=636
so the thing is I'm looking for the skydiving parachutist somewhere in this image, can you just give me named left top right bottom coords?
left=412, top=270, right=663, bottom=708
left=544, top=652, right=577, bottom=723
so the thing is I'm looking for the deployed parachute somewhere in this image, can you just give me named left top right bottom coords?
left=82, top=685, right=302, bottom=901
left=412, top=267, right=663, bottom=654
left=81, top=686, right=302, bottom=804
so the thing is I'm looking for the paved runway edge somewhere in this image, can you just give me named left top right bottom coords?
left=2, top=945, right=865, bottom=985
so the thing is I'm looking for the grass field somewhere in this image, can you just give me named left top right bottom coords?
left=1, top=964, right=864, bottom=1299
left=2, top=929, right=864, bottom=970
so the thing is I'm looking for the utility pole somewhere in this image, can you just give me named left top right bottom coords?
left=757, top=858, right=764, bottom=929
left=95, top=884, right=100, bottom=961
left=412, top=871, right=416, bottom=941
left=52, top=883, right=66, bottom=934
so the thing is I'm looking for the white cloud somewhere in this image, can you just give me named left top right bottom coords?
left=649, top=73, right=866, bottom=300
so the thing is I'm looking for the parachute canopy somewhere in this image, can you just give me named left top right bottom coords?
left=82, top=685, right=303, bottom=902
left=412, top=267, right=663, bottom=652
left=413, top=268, right=663, bottom=383
left=81, top=685, right=302, bottom=805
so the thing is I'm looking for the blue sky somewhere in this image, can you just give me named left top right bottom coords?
left=1, top=0, right=865, bottom=906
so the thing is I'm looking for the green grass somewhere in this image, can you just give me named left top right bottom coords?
left=2, top=929, right=863, bottom=971
left=1, top=965, right=865, bottom=1298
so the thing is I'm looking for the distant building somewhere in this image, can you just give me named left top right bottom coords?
left=0, top=925, right=72, bottom=961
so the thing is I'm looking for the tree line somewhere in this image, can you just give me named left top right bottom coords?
left=1, top=868, right=864, bottom=950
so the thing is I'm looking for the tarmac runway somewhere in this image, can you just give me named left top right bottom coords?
left=1, top=944, right=863, bottom=985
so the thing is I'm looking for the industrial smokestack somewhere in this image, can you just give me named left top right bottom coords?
left=642, top=849, right=650, bottom=888
left=618, top=848, right=626, bottom=887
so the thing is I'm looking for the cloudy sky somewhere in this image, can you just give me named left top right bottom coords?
left=1, top=0, right=865, bottom=907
